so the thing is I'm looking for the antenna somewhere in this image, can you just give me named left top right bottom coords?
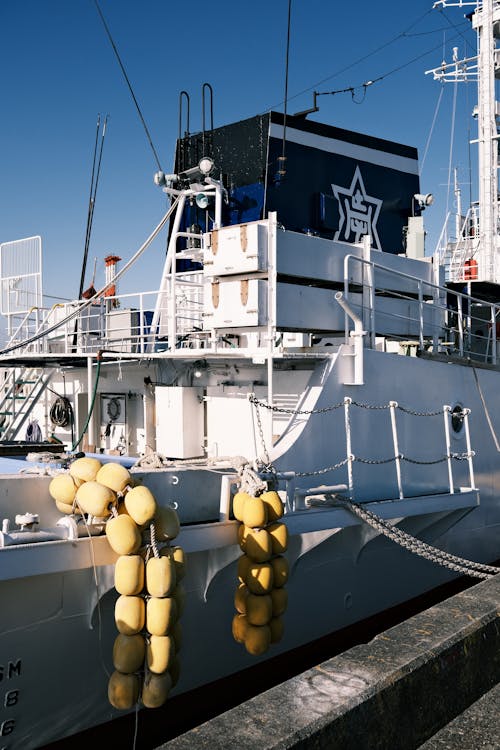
left=278, top=0, right=293, bottom=182
left=79, top=115, right=108, bottom=299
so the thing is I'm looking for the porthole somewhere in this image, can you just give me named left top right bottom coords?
left=451, top=404, right=465, bottom=434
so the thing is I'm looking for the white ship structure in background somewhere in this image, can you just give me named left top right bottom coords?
left=0, top=1, right=499, bottom=748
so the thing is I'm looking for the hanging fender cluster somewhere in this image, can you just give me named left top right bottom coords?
left=231, top=489, right=289, bottom=656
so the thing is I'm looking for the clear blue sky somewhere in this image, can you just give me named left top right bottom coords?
left=0, top=1, right=478, bottom=304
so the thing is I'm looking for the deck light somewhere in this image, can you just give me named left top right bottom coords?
left=414, top=193, right=434, bottom=209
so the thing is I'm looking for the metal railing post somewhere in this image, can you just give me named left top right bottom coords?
left=443, top=405, right=454, bottom=494
left=462, top=407, right=476, bottom=489
left=389, top=400, right=404, bottom=499
left=344, top=396, right=354, bottom=499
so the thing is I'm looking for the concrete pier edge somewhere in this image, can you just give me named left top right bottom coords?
left=157, top=574, right=500, bottom=749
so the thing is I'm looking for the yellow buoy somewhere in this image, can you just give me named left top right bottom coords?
left=267, top=522, right=289, bottom=555
left=96, top=462, right=131, bottom=493
left=271, top=555, right=289, bottom=588
left=154, top=505, right=181, bottom=540
left=146, top=556, right=176, bottom=598
left=270, top=616, right=285, bottom=644
left=232, top=491, right=252, bottom=522
left=112, top=633, right=145, bottom=673
left=146, top=596, right=178, bottom=636
left=142, top=670, right=172, bottom=709
left=75, top=480, right=116, bottom=517
left=160, top=545, right=186, bottom=582
left=106, top=514, right=142, bottom=556
left=246, top=562, right=273, bottom=595
left=146, top=634, right=174, bottom=674
left=55, top=499, right=81, bottom=515
left=271, top=587, right=288, bottom=617
left=172, top=585, right=185, bottom=617
left=232, top=614, right=248, bottom=643
left=69, top=456, right=102, bottom=486
left=234, top=583, right=249, bottom=614
left=124, top=485, right=158, bottom=526
left=245, top=528, right=272, bottom=563
left=114, top=554, right=145, bottom=596
left=49, top=474, right=77, bottom=505
left=115, top=595, right=145, bottom=635
left=260, top=490, right=284, bottom=522
left=242, top=497, right=267, bottom=529
left=246, top=593, right=272, bottom=626
left=238, top=524, right=251, bottom=552
left=237, top=554, right=251, bottom=584
left=244, top=624, right=271, bottom=656
left=108, top=670, right=139, bottom=710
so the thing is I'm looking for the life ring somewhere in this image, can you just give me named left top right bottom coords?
left=106, top=397, right=122, bottom=423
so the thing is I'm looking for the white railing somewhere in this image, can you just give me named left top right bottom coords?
left=343, top=253, right=500, bottom=366
left=2, top=271, right=207, bottom=357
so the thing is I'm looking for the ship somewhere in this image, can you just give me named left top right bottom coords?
left=1, top=1, right=500, bottom=748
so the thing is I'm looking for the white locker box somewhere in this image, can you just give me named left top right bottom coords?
left=203, top=221, right=268, bottom=276
left=155, top=386, right=204, bottom=458
left=203, top=277, right=268, bottom=328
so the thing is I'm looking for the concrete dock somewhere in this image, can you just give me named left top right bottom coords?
left=157, top=573, right=500, bottom=749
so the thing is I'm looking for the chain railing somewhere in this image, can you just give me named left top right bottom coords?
left=251, top=394, right=475, bottom=500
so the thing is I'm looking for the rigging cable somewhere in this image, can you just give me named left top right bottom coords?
left=295, top=27, right=470, bottom=112
left=93, top=0, right=163, bottom=172
left=420, top=84, right=445, bottom=176
left=265, top=7, right=436, bottom=111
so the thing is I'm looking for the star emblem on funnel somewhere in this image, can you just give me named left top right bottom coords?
left=332, top=166, right=382, bottom=250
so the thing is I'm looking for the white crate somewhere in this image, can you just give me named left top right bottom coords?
left=203, top=277, right=268, bottom=328
left=203, top=222, right=268, bottom=276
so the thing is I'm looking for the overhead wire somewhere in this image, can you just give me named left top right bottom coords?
left=419, top=84, right=445, bottom=176
left=93, top=0, right=163, bottom=172
left=264, top=7, right=451, bottom=112
left=305, top=30, right=469, bottom=109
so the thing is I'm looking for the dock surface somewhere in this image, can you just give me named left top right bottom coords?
left=156, top=573, right=500, bottom=750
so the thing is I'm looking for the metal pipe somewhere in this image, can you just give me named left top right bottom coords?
left=87, top=356, right=95, bottom=449
left=335, top=291, right=365, bottom=385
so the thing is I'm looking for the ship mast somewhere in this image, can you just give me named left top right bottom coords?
left=429, top=0, right=500, bottom=283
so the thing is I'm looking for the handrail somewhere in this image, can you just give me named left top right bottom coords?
left=343, top=252, right=500, bottom=364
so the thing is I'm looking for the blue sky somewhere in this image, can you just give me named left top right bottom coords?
left=0, top=1, right=479, bottom=304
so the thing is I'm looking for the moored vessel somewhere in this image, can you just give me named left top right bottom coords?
left=1, top=2, right=500, bottom=747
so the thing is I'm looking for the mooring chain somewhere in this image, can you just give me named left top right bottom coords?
left=338, top=498, right=498, bottom=580
left=252, top=395, right=277, bottom=475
